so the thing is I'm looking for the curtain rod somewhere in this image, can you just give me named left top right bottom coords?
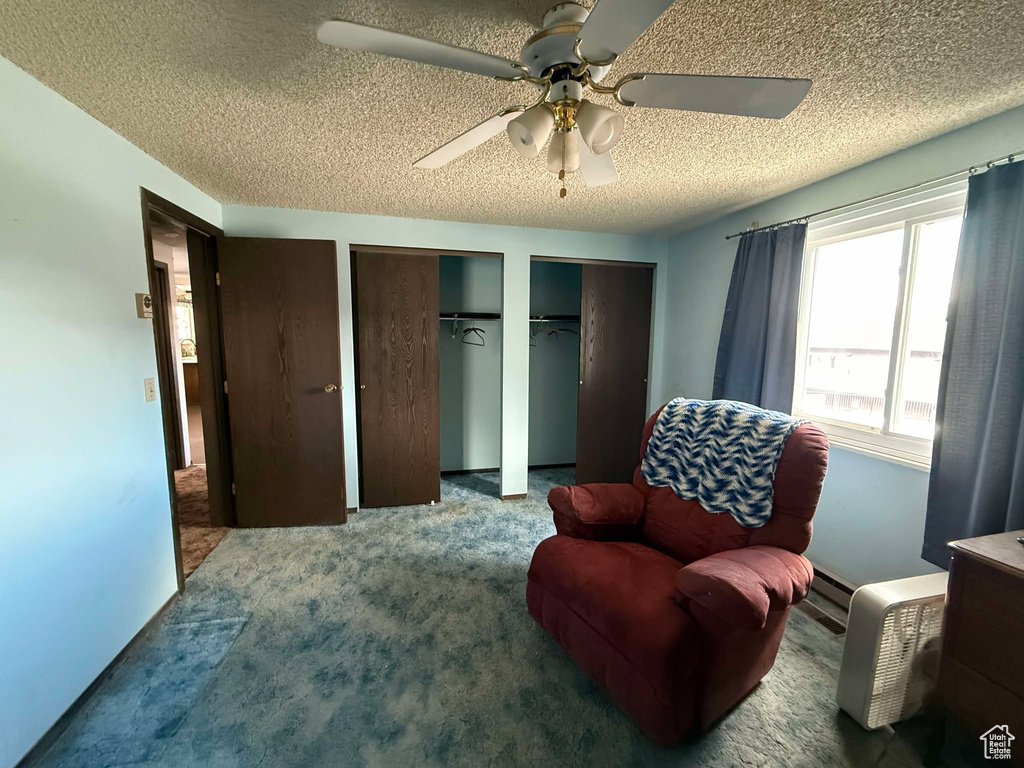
left=724, top=149, right=1022, bottom=241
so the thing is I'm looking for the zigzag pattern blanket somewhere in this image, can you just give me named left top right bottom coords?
left=640, top=398, right=805, bottom=528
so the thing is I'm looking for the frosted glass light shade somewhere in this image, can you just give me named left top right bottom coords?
left=546, top=130, right=580, bottom=174
left=575, top=100, right=624, bottom=154
left=507, top=105, right=555, bottom=159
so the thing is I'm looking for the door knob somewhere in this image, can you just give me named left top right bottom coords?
left=324, top=384, right=338, bottom=393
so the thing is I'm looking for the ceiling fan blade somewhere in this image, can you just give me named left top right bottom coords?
left=413, top=109, right=524, bottom=169
left=317, top=20, right=522, bottom=79
left=618, top=73, right=812, bottom=118
left=578, top=138, right=618, bottom=188
left=577, top=0, right=675, bottom=62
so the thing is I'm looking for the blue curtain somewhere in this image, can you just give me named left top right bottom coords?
left=713, top=223, right=806, bottom=413
left=923, top=161, right=1024, bottom=568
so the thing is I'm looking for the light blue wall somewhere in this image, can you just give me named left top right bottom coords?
left=662, top=105, right=1024, bottom=587
left=528, top=261, right=582, bottom=466
left=439, top=255, right=502, bottom=472
left=0, top=56, right=222, bottom=768
left=221, top=206, right=668, bottom=502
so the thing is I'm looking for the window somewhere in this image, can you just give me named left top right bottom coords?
left=793, top=184, right=966, bottom=468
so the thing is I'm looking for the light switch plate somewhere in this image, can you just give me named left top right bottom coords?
left=144, top=377, right=156, bottom=402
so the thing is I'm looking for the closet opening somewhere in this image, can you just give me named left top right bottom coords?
left=528, top=260, right=582, bottom=485
left=529, top=256, right=655, bottom=486
left=352, top=247, right=502, bottom=508
left=439, top=254, right=503, bottom=499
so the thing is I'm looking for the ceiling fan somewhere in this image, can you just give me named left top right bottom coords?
left=317, top=0, right=811, bottom=196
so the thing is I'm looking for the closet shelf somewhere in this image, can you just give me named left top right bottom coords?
left=530, top=314, right=580, bottom=323
left=439, top=311, right=500, bottom=320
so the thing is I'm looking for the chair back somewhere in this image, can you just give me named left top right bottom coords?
left=632, top=404, right=829, bottom=564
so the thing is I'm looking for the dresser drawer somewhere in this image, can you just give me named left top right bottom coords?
left=951, top=567, right=1024, bottom=698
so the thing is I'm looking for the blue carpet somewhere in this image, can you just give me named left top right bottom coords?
left=30, top=470, right=930, bottom=767
left=34, top=617, right=247, bottom=766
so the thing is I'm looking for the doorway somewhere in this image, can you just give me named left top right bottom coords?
left=142, top=190, right=232, bottom=588
left=142, top=195, right=350, bottom=587
left=529, top=257, right=655, bottom=484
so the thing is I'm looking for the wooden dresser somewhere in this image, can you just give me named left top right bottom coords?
left=939, top=530, right=1024, bottom=763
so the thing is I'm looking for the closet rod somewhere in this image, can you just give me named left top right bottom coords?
left=724, top=148, right=1022, bottom=240
left=439, top=312, right=500, bottom=320
left=437, top=313, right=581, bottom=322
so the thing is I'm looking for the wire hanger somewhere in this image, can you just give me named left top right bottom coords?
left=547, top=326, right=578, bottom=339
left=462, top=323, right=485, bottom=346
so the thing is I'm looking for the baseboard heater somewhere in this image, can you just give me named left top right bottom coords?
left=810, top=563, right=855, bottom=610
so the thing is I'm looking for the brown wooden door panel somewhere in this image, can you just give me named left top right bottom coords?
left=218, top=237, right=345, bottom=527
left=186, top=229, right=233, bottom=527
left=576, top=264, right=654, bottom=484
left=354, top=250, right=440, bottom=507
left=150, top=261, right=186, bottom=471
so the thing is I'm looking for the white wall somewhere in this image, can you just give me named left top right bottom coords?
left=661, top=105, right=1024, bottom=587
left=221, top=206, right=667, bottom=501
left=0, top=56, right=222, bottom=767
left=150, top=240, right=191, bottom=468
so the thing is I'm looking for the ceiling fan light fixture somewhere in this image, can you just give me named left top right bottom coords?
left=546, top=130, right=580, bottom=175
left=575, top=99, right=624, bottom=154
left=507, top=104, right=555, bottom=159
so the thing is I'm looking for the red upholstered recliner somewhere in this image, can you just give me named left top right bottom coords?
left=526, top=405, right=829, bottom=745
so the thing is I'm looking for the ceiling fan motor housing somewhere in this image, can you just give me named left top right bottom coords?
left=520, top=2, right=610, bottom=84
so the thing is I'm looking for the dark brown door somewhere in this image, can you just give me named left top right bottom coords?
left=150, top=261, right=187, bottom=471
left=186, top=229, right=233, bottom=527
left=218, top=237, right=346, bottom=527
left=577, top=264, right=654, bottom=484
left=353, top=249, right=440, bottom=507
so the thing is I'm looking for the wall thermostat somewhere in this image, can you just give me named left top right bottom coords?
left=135, top=293, right=153, bottom=319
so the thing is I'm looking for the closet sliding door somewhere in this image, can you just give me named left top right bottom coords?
left=577, top=263, right=654, bottom=484
left=353, top=249, right=441, bottom=507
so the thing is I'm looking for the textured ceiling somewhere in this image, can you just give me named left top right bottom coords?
left=2, top=0, right=1023, bottom=233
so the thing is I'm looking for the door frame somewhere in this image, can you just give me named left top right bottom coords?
left=350, top=245, right=503, bottom=506
left=140, top=188, right=229, bottom=592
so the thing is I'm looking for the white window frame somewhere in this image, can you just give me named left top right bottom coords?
left=793, top=181, right=968, bottom=470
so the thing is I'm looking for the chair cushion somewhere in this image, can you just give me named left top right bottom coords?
left=527, top=535, right=699, bottom=705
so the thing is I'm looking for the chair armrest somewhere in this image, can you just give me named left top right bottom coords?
left=675, top=546, right=813, bottom=630
left=547, top=483, right=645, bottom=541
